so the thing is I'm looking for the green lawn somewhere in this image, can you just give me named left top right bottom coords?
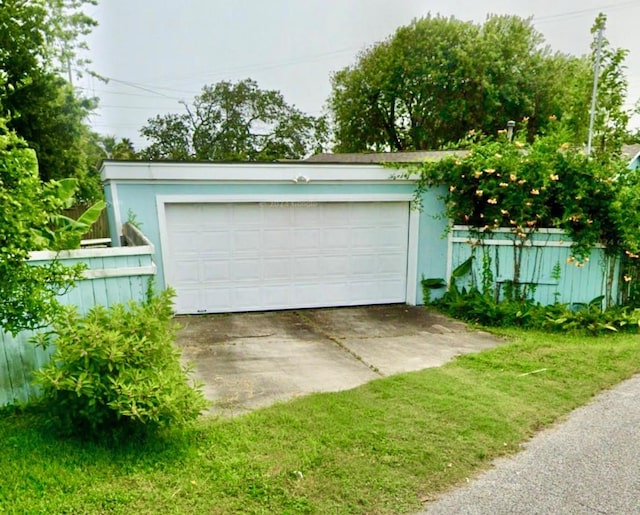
left=2, top=330, right=640, bottom=514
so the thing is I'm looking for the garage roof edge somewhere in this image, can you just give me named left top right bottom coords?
left=99, top=161, right=417, bottom=183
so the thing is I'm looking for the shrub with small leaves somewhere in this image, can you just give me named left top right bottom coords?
left=33, top=288, right=208, bottom=438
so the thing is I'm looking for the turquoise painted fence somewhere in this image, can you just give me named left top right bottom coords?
left=446, top=226, right=619, bottom=306
left=0, top=226, right=155, bottom=407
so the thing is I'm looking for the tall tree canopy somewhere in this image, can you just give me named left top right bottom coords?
left=140, top=79, right=327, bottom=161
left=0, top=0, right=101, bottom=200
left=330, top=14, right=596, bottom=152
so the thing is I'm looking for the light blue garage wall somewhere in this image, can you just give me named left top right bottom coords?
left=103, top=163, right=448, bottom=306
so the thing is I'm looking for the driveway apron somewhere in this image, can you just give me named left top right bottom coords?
left=175, top=305, right=500, bottom=416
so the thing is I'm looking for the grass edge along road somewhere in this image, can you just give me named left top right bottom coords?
left=1, top=330, right=639, bottom=514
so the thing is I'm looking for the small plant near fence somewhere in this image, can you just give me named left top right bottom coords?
left=32, top=287, right=208, bottom=439
left=407, top=119, right=640, bottom=333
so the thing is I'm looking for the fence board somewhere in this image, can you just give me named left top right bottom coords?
left=63, top=203, right=110, bottom=240
left=447, top=226, right=619, bottom=306
left=0, top=235, right=155, bottom=407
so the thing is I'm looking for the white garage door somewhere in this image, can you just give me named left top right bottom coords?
left=164, top=202, right=410, bottom=314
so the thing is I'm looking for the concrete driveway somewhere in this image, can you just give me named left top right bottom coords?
left=175, top=305, right=501, bottom=416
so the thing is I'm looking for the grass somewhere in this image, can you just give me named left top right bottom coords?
left=2, top=329, right=640, bottom=514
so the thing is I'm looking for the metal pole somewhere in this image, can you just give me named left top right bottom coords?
left=586, top=26, right=604, bottom=156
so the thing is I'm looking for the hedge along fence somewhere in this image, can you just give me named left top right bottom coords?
left=444, top=225, right=619, bottom=307
left=0, top=223, right=156, bottom=407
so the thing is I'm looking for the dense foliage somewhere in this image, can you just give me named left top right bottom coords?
left=407, top=122, right=638, bottom=262
left=33, top=289, right=208, bottom=438
left=411, top=120, right=640, bottom=332
left=141, top=78, right=327, bottom=161
left=330, top=14, right=593, bottom=152
left=330, top=13, right=639, bottom=154
left=0, top=0, right=102, bottom=200
left=0, top=120, right=95, bottom=335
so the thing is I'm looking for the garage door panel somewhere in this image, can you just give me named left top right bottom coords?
left=322, top=228, right=351, bottom=248
left=166, top=202, right=410, bottom=314
left=233, top=230, right=261, bottom=251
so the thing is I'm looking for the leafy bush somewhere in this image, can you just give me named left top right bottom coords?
left=427, top=278, right=640, bottom=335
left=33, top=288, right=208, bottom=438
left=405, top=120, right=638, bottom=262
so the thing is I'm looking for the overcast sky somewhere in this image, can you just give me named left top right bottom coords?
left=80, top=0, right=640, bottom=149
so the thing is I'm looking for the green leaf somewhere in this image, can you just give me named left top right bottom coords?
left=452, top=256, right=473, bottom=278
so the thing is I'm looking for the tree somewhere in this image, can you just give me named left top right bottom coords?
left=329, top=14, right=593, bottom=152
left=0, top=120, right=88, bottom=335
left=0, top=0, right=101, bottom=199
left=587, top=14, right=637, bottom=159
left=140, top=79, right=328, bottom=161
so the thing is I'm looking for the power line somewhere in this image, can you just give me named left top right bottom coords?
left=533, top=0, right=640, bottom=23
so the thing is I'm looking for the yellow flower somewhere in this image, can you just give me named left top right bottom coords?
left=449, top=185, right=456, bottom=192
left=500, top=182, right=509, bottom=187
left=549, top=174, right=559, bottom=181
left=473, top=170, right=483, bottom=178
left=514, top=141, right=525, bottom=149
left=510, top=174, right=517, bottom=182
left=500, top=209, right=509, bottom=215
left=567, top=257, right=575, bottom=264
left=487, top=198, right=498, bottom=204
left=522, top=116, right=530, bottom=122
left=549, top=114, right=557, bottom=121
left=476, top=190, right=484, bottom=197
left=531, top=189, right=540, bottom=195
left=494, top=153, right=502, bottom=159
left=624, top=275, right=632, bottom=282
left=560, top=143, right=570, bottom=150
left=484, top=168, right=496, bottom=174
left=518, top=179, right=527, bottom=185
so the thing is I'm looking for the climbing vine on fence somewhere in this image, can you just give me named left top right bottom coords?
left=403, top=120, right=640, bottom=306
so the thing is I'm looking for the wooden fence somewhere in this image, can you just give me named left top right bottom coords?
left=446, top=226, right=619, bottom=307
left=63, top=203, right=111, bottom=240
left=0, top=225, right=155, bottom=407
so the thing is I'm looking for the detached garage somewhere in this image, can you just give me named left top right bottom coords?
left=101, top=161, right=447, bottom=314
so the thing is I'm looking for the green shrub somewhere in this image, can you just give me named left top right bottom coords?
left=32, top=288, right=208, bottom=438
left=430, top=282, right=640, bottom=335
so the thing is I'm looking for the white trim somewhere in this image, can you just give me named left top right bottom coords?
left=110, top=181, right=122, bottom=245
left=29, top=245, right=154, bottom=261
left=452, top=224, right=566, bottom=235
left=82, top=264, right=156, bottom=279
left=101, top=161, right=411, bottom=183
left=445, top=230, right=454, bottom=289
left=80, top=238, right=111, bottom=247
left=405, top=209, right=420, bottom=305
left=157, top=193, right=418, bottom=309
left=451, top=237, right=606, bottom=249
left=156, top=193, right=413, bottom=204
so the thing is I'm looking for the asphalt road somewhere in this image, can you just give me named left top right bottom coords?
left=422, top=374, right=640, bottom=514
